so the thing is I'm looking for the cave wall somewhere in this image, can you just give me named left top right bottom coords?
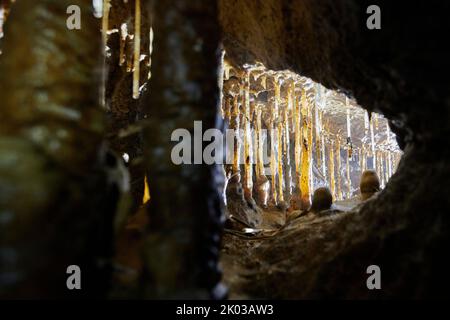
left=220, top=0, right=450, bottom=298
left=0, top=0, right=119, bottom=298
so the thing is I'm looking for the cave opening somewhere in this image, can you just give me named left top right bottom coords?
left=219, top=58, right=402, bottom=229
left=218, top=57, right=403, bottom=298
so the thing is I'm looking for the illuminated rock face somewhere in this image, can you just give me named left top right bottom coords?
left=221, top=61, right=401, bottom=215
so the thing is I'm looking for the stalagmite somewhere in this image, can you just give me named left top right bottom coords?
left=132, top=0, right=141, bottom=99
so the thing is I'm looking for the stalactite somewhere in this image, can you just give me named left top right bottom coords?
left=277, top=121, right=284, bottom=203
left=329, top=141, right=336, bottom=198
left=320, top=111, right=326, bottom=177
left=269, top=77, right=281, bottom=205
left=119, top=23, right=128, bottom=66
left=360, top=146, right=367, bottom=172
left=346, top=144, right=351, bottom=198
left=364, top=110, right=370, bottom=146
left=346, top=98, right=353, bottom=158
left=254, top=100, right=270, bottom=208
left=370, top=113, right=377, bottom=170
left=0, top=4, right=5, bottom=40
left=377, top=151, right=383, bottom=187
left=256, top=104, right=265, bottom=179
left=283, top=100, right=292, bottom=202
left=358, top=144, right=366, bottom=173
left=100, top=0, right=111, bottom=109
left=242, top=71, right=253, bottom=201
left=387, top=151, right=393, bottom=178
left=132, top=0, right=141, bottom=99
left=384, top=151, right=389, bottom=185
left=300, top=88, right=312, bottom=208
left=231, top=96, right=240, bottom=177
left=308, top=96, right=314, bottom=194
left=336, top=138, right=342, bottom=201
left=269, top=116, right=278, bottom=205
left=102, top=0, right=111, bottom=49
left=374, top=113, right=379, bottom=131
left=292, top=85, right=302, bottom=209
left=314, top=86, right=322, bottom=170
left=147, top=26, right=154, bottom=80
left=143, top=175, right=150, bottom=204
left=385, top=122, right=393, bottom=179
left=345, top=98, right=352, bottom=198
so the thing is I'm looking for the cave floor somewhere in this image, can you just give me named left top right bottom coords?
left=220, top=199, right=360, bottom=299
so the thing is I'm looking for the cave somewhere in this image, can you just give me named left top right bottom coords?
left=0, top=0, right=449, bottom=300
